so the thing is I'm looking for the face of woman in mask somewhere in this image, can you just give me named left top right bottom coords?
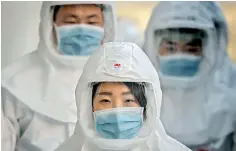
left=93, top=82, right=141, bottom=110
left=92, top=82, right=147, bottom=139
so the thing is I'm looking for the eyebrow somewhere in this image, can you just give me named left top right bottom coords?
left=97, top=92, right=112, bottom=96
left=86, top=14, right=99, bottom=19
left=97, top=91, right=132, bottom=96
left=63, top=14, right=78, bottom=19
left=164, top=40, right=176, bottom=45
left=186, top=39, right=202, bottom=46
left=63, top=14, right=99, bottom=21
left=122, top=91, right=132, bottom=95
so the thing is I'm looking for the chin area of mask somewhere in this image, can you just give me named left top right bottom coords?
left=93, top=107, right=144, bottom=139
left=55, top=24, right=104, bottom=56
left=159, top=54, right=201, bottom=77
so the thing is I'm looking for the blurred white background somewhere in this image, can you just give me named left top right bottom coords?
left=1, top=1, right=236, bottom=68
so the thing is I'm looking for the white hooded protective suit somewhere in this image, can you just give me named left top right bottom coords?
left=1, top=2, right=116, bottom=151
left=54, top=42, right=191, bottom=151
left=143, top=2, right=236, bottom=151
left=200, top=2, right=236, bottom=90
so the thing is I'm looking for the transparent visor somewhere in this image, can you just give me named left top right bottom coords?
left=155, top=28, right=206, bottom=56
left=91, top=82, right=147, bottom=113
left=79, top=81, right=159, bottom=140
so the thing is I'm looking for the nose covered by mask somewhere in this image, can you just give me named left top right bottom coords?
left=159, top=54, right=201, bottom=77
left=94, top=107, right=144, bottom=139
left=55, top=24, right=104, bottom=56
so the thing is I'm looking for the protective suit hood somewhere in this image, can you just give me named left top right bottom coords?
left=39, top=1, right=116, bottom=68
left=143, top=2, right=236, bottom=150
left=201, top=2, right=236, bottom=89
left=55, top=42, right=191, bottom=151
left=1, top=1, right=116, bottom=123
left=200, top=2, right=228, bottom=56
left=143, top=1, right=218, bottom=88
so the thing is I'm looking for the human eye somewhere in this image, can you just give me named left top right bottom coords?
left=63, top=17, right=77, bottom=24
left=64, top=21, right=76, bottom=24
left=88, top=21, right=99, bottom=25
left=124, top=96, right=138, bottom=104
left=124, top=98, right=140, bottom=107
left=125, top=99, right=136, bottom=103
left=167, top=45, right=176, bottom=53
left=164, top=41, right=176, bottom=53
left=188, top=48, right=198, bottom=53
left=63, top=20, right=77, bottom=24
left=87, top=19, right=102, bottom=26
left=185, top=46, right=202, bottom=54
left=99, top=99, right=111, bottom=104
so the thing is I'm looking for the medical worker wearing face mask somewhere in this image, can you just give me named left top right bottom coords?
left=54, top=42, right=191, bottom=151
left=1, top=2, right=116, bottom=151
left=143, top=2, right=236, bottom=151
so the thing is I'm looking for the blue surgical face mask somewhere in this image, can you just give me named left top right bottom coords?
left=55, top=24, right=104, bottom=56
left=159, top=54, right=201, bottom=77
left=94, top=107, right=144, bottom=139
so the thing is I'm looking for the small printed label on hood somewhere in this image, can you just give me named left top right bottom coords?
left=104, top=57, right=131, bottom=75
left=113, top=62, right=122, bottom=70
left=103, top=43, right=132, bottom=75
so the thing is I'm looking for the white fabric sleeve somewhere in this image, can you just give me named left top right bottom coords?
left=1, top=87, right=31, bottom=151
left=1, top=111, right=17, bottom=151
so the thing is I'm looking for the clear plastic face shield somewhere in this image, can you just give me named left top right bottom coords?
left=51, top=4, right=105, bottom=56
left=77, top=80, right=160, bottom=149
left=155, top=28, right=206, bottom=77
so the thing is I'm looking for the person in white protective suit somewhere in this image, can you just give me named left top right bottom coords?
left=200, top=2, right=236, bottom=90
left=143, top=1, right=236, bottom=151
left=116, top=17, right=144, bottom=47
left=54, top=42, right=191, bottom=151
left=1, top=2, right=116, bottom=151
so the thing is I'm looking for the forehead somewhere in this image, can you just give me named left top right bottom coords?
left=157, top=28, right=205, bottom=38
left=165, top=28, right=203, bottom=34
left=97, top=82, right=128, bottom=91
left=158, top=28, right=204, bottom=44
left=94, top=83, right=134, bottom=97
left=57, top=4, right=102, bottom=15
